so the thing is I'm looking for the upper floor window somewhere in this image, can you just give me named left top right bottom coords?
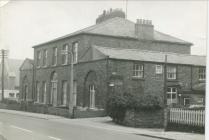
left=52, top=47, right=57, bottom=66
left=132, top=63, right=144, bottom=78
left=72, top=42, right=78, bottom=63
left=43, top=49, right=48, bottom=67
left=156, top=65, right=163, bottom=74
left=61, top=44, right=68, bottom=65
left=167, top=66, right=176, bottom=80
left=37, top=50, right=41, bottom=67
left=199, top=67, right=205, bottom=80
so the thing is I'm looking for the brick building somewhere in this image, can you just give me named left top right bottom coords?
left=20, top=9, right=206, bottom=116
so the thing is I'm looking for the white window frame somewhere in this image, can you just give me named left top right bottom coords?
left=61, top=44, right=68, bottom=65
left=156, top=65, right=163, bottom=74
left=43, top=49, right=48, bottom=67
left=132, top=63, right=144, bottom=78
left=73, top=42, right=78, bottom=64
left=199, top=67, right=206, bottom=81
left=167, top=66, right=176, bottom=80
left=167, top=87, right=177, bottom=105
left=52, top=47, right=58, bottom=66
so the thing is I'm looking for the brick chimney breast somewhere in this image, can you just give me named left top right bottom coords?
left=135, top=19, right=154, bottom=40
left=96, top=8, right=125, bottom=24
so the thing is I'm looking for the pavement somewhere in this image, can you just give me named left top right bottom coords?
left=0, top=109, right=205, bottom=140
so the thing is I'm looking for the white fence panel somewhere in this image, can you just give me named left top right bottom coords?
left=169, top=108, right=205, bottom=127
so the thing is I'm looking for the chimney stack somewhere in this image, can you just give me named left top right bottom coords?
left=96, top=8, right=125, bottom=24
left=135, top=19, right=154, bottom=40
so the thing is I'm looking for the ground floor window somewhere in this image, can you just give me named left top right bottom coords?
left=184, top=98, right=190, bottom=106
left=61, top=81, right=67, bottom=106
left=50, top=81, right=58, bottom=106
left=197, top=98, right=204, bottom=105
left=43, top=82, right=47, bottom=103
left=89, top=85, right=95, bottom=108
left=36, top=82, right=40, bottom=103
left=167, top=87, right=177, bottom=105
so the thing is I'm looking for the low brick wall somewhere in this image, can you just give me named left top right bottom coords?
left=48, top=107, right=69, bottom=117
left=74, top=107, right=106, bottom=118
left=123, top=109, right=164, bottom=128
left=0, top=102, right=107, bottom=118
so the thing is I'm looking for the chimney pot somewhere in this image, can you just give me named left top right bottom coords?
left=135, top=18, right=154, bottom=40
left=103, top=10, right=106, bottom=15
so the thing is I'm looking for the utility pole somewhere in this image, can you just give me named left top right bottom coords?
left=163, top=54, right=168, bottom=131
left=0, top=49, right=8, bottom=102
left=125, top=0, right=128, bottom=19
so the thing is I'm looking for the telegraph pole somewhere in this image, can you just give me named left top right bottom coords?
left=0, top=49, right=8, bottom=102
left=163, top=54, right=168, bottom=131
left=125, top=0, right=128, bottom=19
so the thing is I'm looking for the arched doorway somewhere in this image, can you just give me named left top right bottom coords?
left=84, top=71, right=97, bottom=108
left=50, top=72, right=58, bottom=106
left=22, top=76, right=28, bottom=101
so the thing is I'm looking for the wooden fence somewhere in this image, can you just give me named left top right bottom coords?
left=169, top=108, right=205, bottom=127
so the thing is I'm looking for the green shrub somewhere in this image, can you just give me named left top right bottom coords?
left=106, top=92, right=162, bottom=122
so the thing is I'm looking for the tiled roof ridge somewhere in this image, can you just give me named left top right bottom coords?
left=93, top=45, right=206, bottom=58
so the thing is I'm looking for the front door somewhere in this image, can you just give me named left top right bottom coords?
left=89, top=85, right=95, bottom=108
left=24, top=85, right=28, bottom=101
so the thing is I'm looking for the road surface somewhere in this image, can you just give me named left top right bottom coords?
left=0, top=112, right=163, bottom=140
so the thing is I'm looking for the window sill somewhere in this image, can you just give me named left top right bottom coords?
left=34, top=102, right=46, bottom=105
left=167, top=79, right=178, bottom=82
left=132, top=76, right=145, bottom=80
left=58, top=105, right=67, bottom=107
left=198, top=79, right=205, bottom=83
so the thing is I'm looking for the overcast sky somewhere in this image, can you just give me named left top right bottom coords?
left=0, top=0, right=207, bottom=60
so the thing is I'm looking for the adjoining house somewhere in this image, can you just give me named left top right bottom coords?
left=19, top=9, right=206, bottom=117
left=0, top=54, right=23, bottom=101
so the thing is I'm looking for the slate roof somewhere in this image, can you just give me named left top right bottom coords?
left=33, top=17, right=192, bottom=47
left=20, top=58, right=34, bottom=70
left=0, top=58, right=24, bottom=87
left=93, top=46, right=206, bottom=66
